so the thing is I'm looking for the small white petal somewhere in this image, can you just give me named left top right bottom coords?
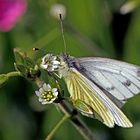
left=52, top=60, right=60, bottom=65
left=40, top=64, right=48, bottom=69
left=39, top=98, right=43, bottom=102
left=42, top=54, right=49, bottom=62
left=43, top=83, right=49, bottom=91
left=46, top=84, right=51, bottom=90
left=39, top=88, right=44, bottom=94
left=52, top=65, right=58, bottom=69
left=52, top=56, right=57, bottom=61
left=45, top=100, right=53, bottom=104
left=51, top=98, right=56, bottom=102
left=53, top=91, right=58, bottom=97
left=35, top=91, right=40, bottom=96
left=48, top=67, right=54, bottom=71
left=42, top=101, right=48, bottom=104
left=52, top=88, right=57, bottom=92
left=48, top=100, right=54, bottom=104
left=42, top=57, right=45, bottom=63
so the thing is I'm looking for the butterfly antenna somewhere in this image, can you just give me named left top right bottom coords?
left=59, top=13, right=67, bottom=53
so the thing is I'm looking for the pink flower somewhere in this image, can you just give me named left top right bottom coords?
left=0, top=0, right=27, bottom=32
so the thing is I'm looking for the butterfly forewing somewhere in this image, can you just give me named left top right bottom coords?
left=78, top=57, right=140, bottom=102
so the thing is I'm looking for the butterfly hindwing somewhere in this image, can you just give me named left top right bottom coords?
left=64, top=68, right=114, bottom=127
left=63, top=67, right=132, bottom=127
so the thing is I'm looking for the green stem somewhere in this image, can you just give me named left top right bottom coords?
left=7, top=71, right=22, bottom=77
left=58, top=100, right=96, bottom=140
left=45, top=114, right=70, bottom=140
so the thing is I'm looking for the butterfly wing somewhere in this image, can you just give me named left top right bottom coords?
left=79, top=57, right=140, bottom=106
left=63, top=67, right=132, bottom=127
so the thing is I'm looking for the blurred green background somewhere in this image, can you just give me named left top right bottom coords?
left=0, top=0, right=140, bottom=140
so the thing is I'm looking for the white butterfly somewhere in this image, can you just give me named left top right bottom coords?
left=40, top=53, right=140, bottom=128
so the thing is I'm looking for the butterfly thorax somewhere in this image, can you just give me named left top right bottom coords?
left=57, top=53, right=76, bottom=78
left=62, top=53, right=86, bottom=71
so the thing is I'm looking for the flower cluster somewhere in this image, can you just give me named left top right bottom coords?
left=35, top=83, right=58, bottom=104
left=0, top=0, right=27, bottom=32
left=40, top=54, right=60, bottom=72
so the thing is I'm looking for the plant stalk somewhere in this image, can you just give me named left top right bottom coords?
left=45, top=114, right=69, bottom=140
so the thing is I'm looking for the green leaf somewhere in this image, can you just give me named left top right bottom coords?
left=14, top=48, right=25, bottom=65
left=14, top=48, right=34, bottom=68
left=14, top=63, right=40, bottom=80
left=14, top=49, right=40, bottom=80
left=14, top=64, right=27, bottom=77
left=24, top=57, right=34, bottom=68
left=0, top=74, right=9, bottom=87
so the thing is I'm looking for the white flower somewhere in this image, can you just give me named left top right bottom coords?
left=35, top=83, right=58, bottom=104
left=50, top=3, right=66, bottom=20
left=40, top=54, right=60, bottom=72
